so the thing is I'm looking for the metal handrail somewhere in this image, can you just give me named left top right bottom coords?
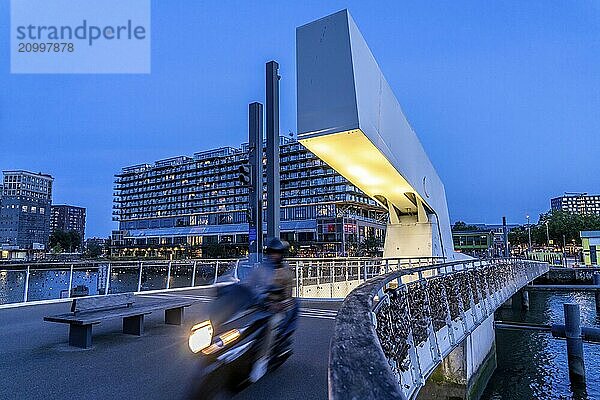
left=0, top=256, right=442, bottom=270
left=0, top=259, right=240, bottom=306
left=0, top=258, right=238, bottom=270
left=0, top=256, right=446, bottom=305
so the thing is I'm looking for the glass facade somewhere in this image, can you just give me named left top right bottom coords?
left=112, top=138, right=387, bottom=258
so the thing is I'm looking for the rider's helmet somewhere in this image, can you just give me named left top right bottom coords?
left=265, top=237, right=290, bottom=254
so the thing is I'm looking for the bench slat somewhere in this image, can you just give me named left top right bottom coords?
left=45, top=299, right=194, bottom=325
left=72, top=293, right=135, bottom=313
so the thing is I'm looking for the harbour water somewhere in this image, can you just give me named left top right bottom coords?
left=482, top=291, right=600, bottom=400
left=0, top=262, right=232, bottom=305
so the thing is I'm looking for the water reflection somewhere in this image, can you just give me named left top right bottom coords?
left=0, top=262, right=234, bottom=305
left=482, top=292, right=600, bottom=399
left=0, top=270, right=26, bottom=304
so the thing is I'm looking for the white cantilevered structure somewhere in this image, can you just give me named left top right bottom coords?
left=296, top=9, right=455, bottom=259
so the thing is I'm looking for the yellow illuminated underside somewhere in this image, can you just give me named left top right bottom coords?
left=300, top=129, right=425, bottom=214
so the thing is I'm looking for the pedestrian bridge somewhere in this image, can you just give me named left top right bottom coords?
left=329, top=258, right=548, bottom=400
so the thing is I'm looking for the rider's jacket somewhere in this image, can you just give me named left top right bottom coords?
left=246, top=259, right=294, bottom=311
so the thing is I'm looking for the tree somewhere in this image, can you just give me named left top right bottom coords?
left=452, top=221, right=480, bottom=232
left=508, top=210, right=600, bottom=248
left=85, top=242, right=103, bottom=258
left=49, top=229, right=82, bottom=253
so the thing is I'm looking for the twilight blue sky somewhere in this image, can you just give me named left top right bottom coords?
left=1, top=1, right=599, bottom=237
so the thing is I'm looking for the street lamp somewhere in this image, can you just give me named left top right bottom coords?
left=526, top=215, right=532, bottom=254
left=563, top=234, right=567, bottom=268
left=545, top=221, right=550, bottom=247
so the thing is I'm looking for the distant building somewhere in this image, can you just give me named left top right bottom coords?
left=50, top=205, right=86, bottom=242
left=451, top=223, right=518, bottom=258
left=452, top=231, right=494, bottom=257
left=112, top=138, right=387, bottom=258
left=85, top=237, right=109, bottom=248
left=551, top=193, right=600, bottom=215
left=581, top=231, right=600, bottom=266
left=0, top=170, right=53, bottom=251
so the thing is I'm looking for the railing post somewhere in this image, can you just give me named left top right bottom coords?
left=233, top=259, right=240, bottom=280
left=166, top=261, right=172, bottom=289
left=213, top=261, right=219, bottom=285
left=191, top=261, right=197, bottom=287
left=137, top=261, right=143, bottom=292
left=295, top=262, right=300, bottom=297
left=67, top=264, right=74, bottom=298
left=363, top=260, right=368, bottom=281
left=345, top=263, right=349, bottom=281
left=23, top=266, right=30, bottom=302
left=317, top=262, right=320, bottom=285
left=330, top=264, right=334, bottom=298
left=105, top=263, right=111, bottom=295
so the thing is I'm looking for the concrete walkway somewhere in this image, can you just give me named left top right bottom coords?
left=0, top=288, right=339, bottom=400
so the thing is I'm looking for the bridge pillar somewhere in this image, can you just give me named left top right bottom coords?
left=502, top=289, right=529, bottom=310
left=419, top=315, right=496, bottom=400
left=381, top=197, right=445, bottom=259
left=383, top=222, right=441, bottom=258
left=521, top=290, right=530, bottom=310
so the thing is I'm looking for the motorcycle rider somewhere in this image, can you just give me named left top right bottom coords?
left=248, top=237, right=295, bottom=382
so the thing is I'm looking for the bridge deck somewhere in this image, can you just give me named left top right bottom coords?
left=0, top=288, right=336, bottom=400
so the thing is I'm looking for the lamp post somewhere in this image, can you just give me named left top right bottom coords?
left=563, top=234, right=567, bottom=268
left=527, top=215, right=532, bottom=254
left=545, top=221, right=550, bottom=247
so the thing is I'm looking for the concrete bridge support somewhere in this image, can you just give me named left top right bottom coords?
left=501, top=289, right=530, bottom=310
left=419, top=315, right=497, bottom=400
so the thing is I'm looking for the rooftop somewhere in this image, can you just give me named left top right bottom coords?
left=51, top=204, right=86, bottom=210
left=2, top=170, right=54, bottom=179
left=119, top=137, right=298, bottom=172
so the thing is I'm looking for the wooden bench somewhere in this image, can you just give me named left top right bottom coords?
left=44, top=293, right=194, bottom=348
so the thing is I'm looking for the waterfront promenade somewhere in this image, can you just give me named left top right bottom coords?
left=0, top=287, right=337, bottom=400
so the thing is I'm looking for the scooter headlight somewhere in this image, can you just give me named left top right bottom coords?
left=188, top=320, right=213, bottom=353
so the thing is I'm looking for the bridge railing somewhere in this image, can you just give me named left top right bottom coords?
left=0, top=256, right=445, bottom=305
left=287, top=257, right=445, bottom=298
left=0, top=259, right=238, bottom=305
left=328, top=258, right=549, bottom=400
